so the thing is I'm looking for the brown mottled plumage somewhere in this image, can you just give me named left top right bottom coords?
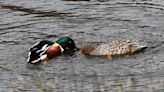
left=82, top=40, right=147, bottom=60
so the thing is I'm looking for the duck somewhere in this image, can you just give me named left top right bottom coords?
left=27, top=37, right=78, bottom=64
left=82, top=40, right=147, bottom=60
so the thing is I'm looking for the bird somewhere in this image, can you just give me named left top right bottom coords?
left=27, top=37, right=78, bottom=64
left=82, top=40, right=147, bottom=60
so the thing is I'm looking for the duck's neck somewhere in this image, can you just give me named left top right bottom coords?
left=52, top=43, right=64, bottom=52
left=82, top=46, right=94, bottom=55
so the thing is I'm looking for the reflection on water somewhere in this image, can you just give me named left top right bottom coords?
left=0, top=0, right=164, bottom=91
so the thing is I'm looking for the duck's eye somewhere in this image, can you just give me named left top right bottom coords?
left=69, top=41, right=72, bottom=44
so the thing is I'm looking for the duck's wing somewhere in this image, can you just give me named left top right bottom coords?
left=27, top=40, right=53, bottom=64
left=89, top=44, right=112, bottom=55
left=30, top=40, right=54, bottom=51
left=126, top=40, right=147, bottom=53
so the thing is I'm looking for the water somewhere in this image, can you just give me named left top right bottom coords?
left=0, top=0, right=164, bottom=91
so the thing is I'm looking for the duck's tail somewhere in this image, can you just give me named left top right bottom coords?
left=138, top=45, right=147, bottom=50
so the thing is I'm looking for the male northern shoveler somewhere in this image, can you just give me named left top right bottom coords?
left=27, top=37, right=78, bottom=64
left=82, top=40, right=147, bottom=60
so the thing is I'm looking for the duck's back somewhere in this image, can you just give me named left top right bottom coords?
left=90, top=40, right=146, bottom=56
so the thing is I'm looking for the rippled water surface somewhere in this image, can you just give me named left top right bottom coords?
left=0, top=0, right=164, bottom=92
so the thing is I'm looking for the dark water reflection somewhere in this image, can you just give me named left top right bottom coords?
left=0, top=0, right=164, bottom=91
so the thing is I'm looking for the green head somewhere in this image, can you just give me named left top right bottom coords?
left=56, top=37, right=78, bottom=50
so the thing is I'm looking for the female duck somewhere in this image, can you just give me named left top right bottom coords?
left=27, top=37, right=78, bottom=64
left=82, top=40, right=147, bottom=60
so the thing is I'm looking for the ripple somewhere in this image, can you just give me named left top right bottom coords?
left=0, top=4, right=70, bottom=17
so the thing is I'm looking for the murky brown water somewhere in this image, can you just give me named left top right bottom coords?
left=0, top=0, right=164, bottom=92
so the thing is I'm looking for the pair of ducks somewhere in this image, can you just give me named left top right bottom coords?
left=27, top=37, right=147, bottom=64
